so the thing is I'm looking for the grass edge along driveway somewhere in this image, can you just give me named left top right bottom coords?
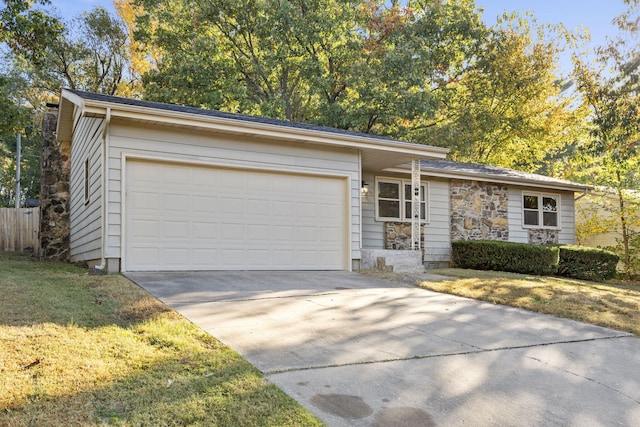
left=414, top=268, right=640, bottom=336
left=0, top=252, right=323, bottom=426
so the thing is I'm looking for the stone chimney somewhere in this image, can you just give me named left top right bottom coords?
left=39, top=103, right=71, bottom=260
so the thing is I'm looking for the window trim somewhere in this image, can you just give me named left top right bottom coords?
left=375, top=177, right=430, bottom=223
left=522, top=191, right=561, bottom=229
left=84, top=158, right=90, bottom=205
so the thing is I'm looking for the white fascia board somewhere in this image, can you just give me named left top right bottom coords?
left=71, top=95, right=449, bottom=159
left=384, top=167, right=592, bottom=193
left=60, top=89, right=86, bottom=110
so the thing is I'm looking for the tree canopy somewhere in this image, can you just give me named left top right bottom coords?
left=123, top=0, right=583, bottom=171
left=1, top=0, right=638, bottom=264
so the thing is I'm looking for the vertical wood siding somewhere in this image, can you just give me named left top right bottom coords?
left=0, top=208, right=40, bottom=252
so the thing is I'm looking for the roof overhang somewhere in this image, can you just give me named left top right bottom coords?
left=57, top=89, right=448, bottom=170
left=384, top=165, right=592, bottom=193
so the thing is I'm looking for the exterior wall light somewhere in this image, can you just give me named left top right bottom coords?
left=361, top=181, right=369, bottom=195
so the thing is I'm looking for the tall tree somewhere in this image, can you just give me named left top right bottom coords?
left=0, top=71, right=42, bottom=207
left=0, top=0, right=63, bottom=67
left=25, top=6, right=131, bottom=95
left=130, top=0, right=487, bottom=128
left=421, top=14, right=586, bottom=171
left=572, top=0, right=640, bottom=279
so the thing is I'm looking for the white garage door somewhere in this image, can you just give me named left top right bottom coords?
left=125, top=160, right=348, bottom=271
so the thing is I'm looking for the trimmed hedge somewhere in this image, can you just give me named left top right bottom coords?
left=557, top=245, right=619, bottom=281
left=451, top=240, right=559, bottom=276
left=451, top=240, right=620, bottom=281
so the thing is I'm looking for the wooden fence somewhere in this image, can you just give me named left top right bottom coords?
left=0, top=208, right=40, bottom=254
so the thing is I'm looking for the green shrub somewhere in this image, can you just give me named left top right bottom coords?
left=451, top=240, right=559, bottom=276
left=557, top=245, right=619, bottom=281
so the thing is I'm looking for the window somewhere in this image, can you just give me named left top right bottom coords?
left=523, top=193, right=559, bottom=228
left=84, top=158, right=90, bottom=205
left=375, top=178, right=427, bottom=221
left=404, top=183, right=426, bottom=220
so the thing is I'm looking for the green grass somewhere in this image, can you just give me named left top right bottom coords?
left=418, top=268, right=640, bottom=335
left=0, top=252, right=323, bottom=426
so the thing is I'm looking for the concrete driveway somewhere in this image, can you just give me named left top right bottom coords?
left=126, top=271, right=640, bottom=426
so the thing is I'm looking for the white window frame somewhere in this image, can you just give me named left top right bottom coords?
left=522, top=192, right=561, bottom=229
left=375, top=177, right=429, bottom=223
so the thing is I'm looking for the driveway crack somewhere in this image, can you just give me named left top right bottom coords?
left=265, top=335, right=632, bottom=377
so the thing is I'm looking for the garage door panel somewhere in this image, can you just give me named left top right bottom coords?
left=125, top=160, right=347, bottom=271
left=164, top=194, right=190, bottom=211
left=128, top=246, right=159, bottom=267
left=131, top=219, right=158, bottom=239
left=247, top=224, right=272, bottom=240
left=247, top=199, right=270, bottom=215
left=192, top=195, right=218, bottom=214
left=192, top=222, right=218, bottom=239
left=163, top=221, right=189, bottom=239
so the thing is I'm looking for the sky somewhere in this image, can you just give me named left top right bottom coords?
left=49, top=0, right=631, bottom=73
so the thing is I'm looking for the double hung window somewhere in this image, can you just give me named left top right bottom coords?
left=376, top=179, right=427, bottom=222
left=523, top=193, right=559, bottom=227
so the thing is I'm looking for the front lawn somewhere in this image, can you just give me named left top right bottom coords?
left=0, top=252, right=323, bottom=426
left=419, top=268, right=640, bottom=336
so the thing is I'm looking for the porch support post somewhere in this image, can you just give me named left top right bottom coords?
left=411, top=158, right=421, bottom=251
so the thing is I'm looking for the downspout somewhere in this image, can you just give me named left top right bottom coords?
left=574, top=188, right=590, bottom=201
left=94, top=108, right=111, bottom=272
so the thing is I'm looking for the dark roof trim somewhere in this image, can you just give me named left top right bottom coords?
left=65, top=89, right=425, bottom=146
left=388, top=159, right=591, bottom=192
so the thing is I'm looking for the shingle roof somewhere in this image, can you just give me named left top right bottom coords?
left=66, top=89, right=406, bottom=145
left=415, top=159, right=591, bottom=191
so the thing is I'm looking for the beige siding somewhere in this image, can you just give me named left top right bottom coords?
left=361, top=173, right=451, bottom=263
left=508, top=189, right=527, bottom=243
left=508, top=187, right=576, bottom=244
left=69, top=117, right=104, bottom=262
left=69, top=116, right=105, bottom=262
left=576, top=192, right=622, bottom=249
left=361, top=172, right=382, bottom=248
left=558, top=194, right=576, bottom=244
left=107, top=121, right=361, bottom=261
left=423, top=179, right=451, bottom=263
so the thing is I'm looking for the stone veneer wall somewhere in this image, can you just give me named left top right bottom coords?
left=450, top=179, right=509, bottom=241
left=384, top=222, right=424, bottom=250
left=39, top=105, right=71, bottom=260
left=528, top=228, right=559, bottom=244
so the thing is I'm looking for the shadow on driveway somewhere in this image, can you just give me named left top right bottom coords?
left=127, top=271, right=640, bottom=427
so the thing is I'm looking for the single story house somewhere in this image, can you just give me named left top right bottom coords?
left=45, top=89, right=591, bottom=273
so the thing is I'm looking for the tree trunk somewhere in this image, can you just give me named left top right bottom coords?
left=616, top=170, right=631, bottom=281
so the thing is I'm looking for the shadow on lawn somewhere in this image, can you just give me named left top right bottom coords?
left=0, top=254, right=321, bottom=426
left=1, top=350, right=317, bottom=426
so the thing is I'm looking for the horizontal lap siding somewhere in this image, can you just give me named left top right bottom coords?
left=69, top=117, right=104, bottom=262
left=424, top=180, right=451, bottom=263
left=559, top=194, right=576, bottom=244
left=107, top=121, right=361, bottom=260
left=508, top=187, right=577, bottom=244
left=361, top=173, right=451, bottom=263
left=508, top=189, right=527, bottom=243
left=361, top=172, right=383, bottom=248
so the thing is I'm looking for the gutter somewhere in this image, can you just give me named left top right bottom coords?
left=68, top=95, right=450, bottom=159
left=94, top=107, right=111, bottom=273
left=574, top=188, right=591, bottom=201
left=384, top=166, right=592, bottom=193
